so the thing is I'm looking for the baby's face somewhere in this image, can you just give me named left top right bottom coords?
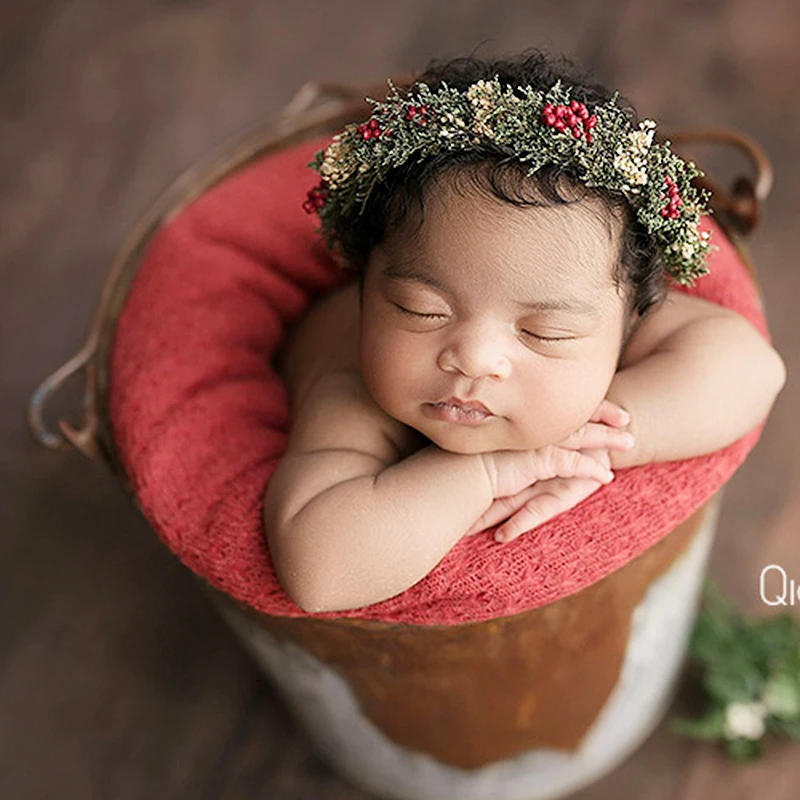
left=359, top=180, right=629, bottom=454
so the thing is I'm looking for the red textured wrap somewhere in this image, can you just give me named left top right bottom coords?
left=109, top=135, right=769, bottom=624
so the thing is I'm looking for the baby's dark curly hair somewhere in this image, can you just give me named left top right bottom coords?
left=336, top=50, right=667, bottom=326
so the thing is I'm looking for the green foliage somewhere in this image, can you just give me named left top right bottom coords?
left=671, top=578, right=800, bottom=760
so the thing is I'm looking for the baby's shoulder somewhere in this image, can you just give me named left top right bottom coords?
left=275, top=281, right=426, bottom=462
left=619, top=288, right=733, bottom=369
left=277, top=281, right=361, bottom=411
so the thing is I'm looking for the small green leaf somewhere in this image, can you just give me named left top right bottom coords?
left=762, top=672, right=800, bottom=720
left=725, top=737, right=762, bottom=761
left=768, top=716, right=800, bottom=739
left=703, top=655, right=764, bottom=704
left=669, top=707, right=727, bottom=741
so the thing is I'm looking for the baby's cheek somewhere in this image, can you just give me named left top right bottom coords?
left=523, top=366, right=613, bottom=444
left=360, top=337, right=416, bottom=415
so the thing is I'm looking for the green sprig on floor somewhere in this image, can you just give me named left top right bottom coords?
left=670, top=578, right=800, bottom=760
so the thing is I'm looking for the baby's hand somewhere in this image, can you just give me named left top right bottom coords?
left=555, top=399, right=633, bottom=451
left=478, top=400, right=633, bottom=498
left=470, top=402, right=634, bottom=543
left=466, top=449, right=610, bottom=542
left=480, top=442, right=614, bottom=502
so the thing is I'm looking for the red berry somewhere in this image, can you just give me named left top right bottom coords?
left=570, top=100, right=581, bottom=111
left=586, top=115, right=598, bottom=129
left=543, top=103, right=554, bottom=115
left=660, top=208, right=670, bottom=217
left=369, top=119, right=379, bottom=129
left=577, top=106, right=589, bottom=120
left=585, top=132, right=593, bottom=144
left=555, top=120, right=567, bottom=132
left=572, top=128, right=581, bottom=139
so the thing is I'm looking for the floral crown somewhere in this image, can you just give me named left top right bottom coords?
left=303, top=77, right=714, bottom=286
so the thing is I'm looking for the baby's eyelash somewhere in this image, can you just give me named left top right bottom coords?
left=393, top=304, right=573, bottom=342
left=393, top=304, right=445, bottom=320
left=520, top=330, right=574, bottom=343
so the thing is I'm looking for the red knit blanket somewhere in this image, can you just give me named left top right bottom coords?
left=109, top=135, right=769, bottom=624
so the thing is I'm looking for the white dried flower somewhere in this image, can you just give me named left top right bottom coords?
left=442, top=111, right=466, bottom=128
left=467, top=80, right=498, bottom=138
left=319, top=134, right=355, bottom=188
left=466, top=79, right=497, bottom=107
left=614, top=120, right=657, bottom=189
left=473, top=120, right=494, bottom=138
left=724, top=700, right=768, bottom=741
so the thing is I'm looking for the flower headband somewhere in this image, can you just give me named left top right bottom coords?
left=303, top=77, right=714, bottom=286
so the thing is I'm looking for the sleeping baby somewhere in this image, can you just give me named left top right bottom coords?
left=264, top=51, right=786, bottom=613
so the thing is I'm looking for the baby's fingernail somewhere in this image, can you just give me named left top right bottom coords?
left=494, top=532, right=506, bottom=543
left=605, top=470, right=615, bottom=483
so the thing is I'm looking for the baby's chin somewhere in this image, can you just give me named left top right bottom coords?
left=416, top=424, right=544, bottom=455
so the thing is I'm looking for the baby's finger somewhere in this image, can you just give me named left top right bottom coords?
left=590, top=399, right=631, bottom=428
left=558, top=423, right=634, bottom=452
left=495, top=476, right=606, bottom=543
left=494, top=492, right=564, bottom=543
left=465, top=499, right=512, bottom=536
left=466, top=486, right=541, bottom=535
left=540, top=447, right=615, bottom=484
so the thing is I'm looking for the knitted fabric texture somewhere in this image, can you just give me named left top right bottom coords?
left=110, top=134, right=769, bottom=625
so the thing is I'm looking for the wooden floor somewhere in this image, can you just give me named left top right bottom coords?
left=4, top=1, right=800, bottom=797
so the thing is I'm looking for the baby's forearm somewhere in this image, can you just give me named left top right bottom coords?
left=272, top=446, right=493, bottom=613
left=606, top=314, right=786, bottom=469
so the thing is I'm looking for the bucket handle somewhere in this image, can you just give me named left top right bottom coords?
left=25, top=79, right=366, bottom=461
left=28, top=336, right=100, bottom=459
left=667, top=127, right=773, bottom=235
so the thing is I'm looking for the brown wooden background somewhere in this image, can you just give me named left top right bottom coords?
left=4, top=1, right=800, bottom=797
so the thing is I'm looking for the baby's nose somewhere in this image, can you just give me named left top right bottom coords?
left=437, top=325, right=512, bottom=380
